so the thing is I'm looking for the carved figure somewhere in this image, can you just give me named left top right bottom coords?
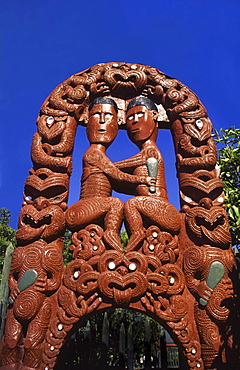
left=1, top=239, right=63, bottom=369
left=115, top=96, right=181, bottom=251
left=183, top=245, right=235, bottom=367
left=66, top=97, right=154, bottom=252
left=1, top=62, right=237, bottom=370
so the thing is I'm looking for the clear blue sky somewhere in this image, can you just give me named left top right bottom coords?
left=1, top=0, right=240, bottom=229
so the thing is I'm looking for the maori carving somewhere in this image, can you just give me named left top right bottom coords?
left=183, top=245, right=235, bottom=367
left=185, top=206, right=231, bottom=246
left=1, top=62, right=237, bottom=370
left=114, top=96, right=181, bottom=252
left=1, top=239, right=63, bottom=368
left=31, top=115, right=77, bottom=174
left=65, top=97, right=154, bottom=253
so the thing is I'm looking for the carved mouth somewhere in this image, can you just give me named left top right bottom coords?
left=113, top=75, right=137, bottom=90
left=23, top=214, right=52, bottom=228
left=115, top=74, right=137, bottom=83
left=196, top=214, right=225, bottom=231
left=98, top=129, right=106, bottom=133
left=186, top=206, right=231, bottom=246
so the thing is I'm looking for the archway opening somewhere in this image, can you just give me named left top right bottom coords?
left=55, top=308, right=183, bottom=370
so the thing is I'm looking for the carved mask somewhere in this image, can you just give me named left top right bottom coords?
left=126, top=106, right=157, bottom=144
left=87, top=104, right=118, bottom=145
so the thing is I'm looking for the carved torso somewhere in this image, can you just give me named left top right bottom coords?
left=80, top=148, right=112, bottom=199
left=115, top=144, right=168, bottom=198
left=80, top=146, right=146, bottom=199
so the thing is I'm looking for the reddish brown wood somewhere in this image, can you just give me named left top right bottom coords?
left=0, top=62, right=239, bottom=370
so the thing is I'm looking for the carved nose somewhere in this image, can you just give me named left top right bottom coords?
left=133, top=113, right=139, bottom=122
left=33, top=197, right=50, bottom=211
left=199, top=197, right=212, bottom=209
left=99, top=113, right=106, bottom=123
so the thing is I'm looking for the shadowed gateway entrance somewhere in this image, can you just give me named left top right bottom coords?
left=55, top=308, right=181, bottom=369
left=0, top=62, right=238, bottom=370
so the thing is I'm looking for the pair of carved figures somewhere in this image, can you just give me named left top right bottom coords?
left=66, top=95, right=180, bottom=253
left=0, top=62, right=238, bottom=370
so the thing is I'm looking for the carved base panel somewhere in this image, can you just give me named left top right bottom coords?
left=35, top=224, right=201, bottom=370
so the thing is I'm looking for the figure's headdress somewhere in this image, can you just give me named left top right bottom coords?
left=127, top=96, right=158, bottom=112
left=88, top=97, right=118, bottom=113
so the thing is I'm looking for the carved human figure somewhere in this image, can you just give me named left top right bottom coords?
left=1, top=240, right=63, bottom=369
left=183, top=244, right=235, bottom=367
left=66, top=97, right=155, bottom=252
left=114, top=96, right=181, bottom=251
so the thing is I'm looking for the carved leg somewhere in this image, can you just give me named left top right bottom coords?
left=124, top=197, right=144, bottom=234
left=0, top=363, right=20, bottom=370
left=125, top=197, right=181, bottom=252
left=104, top=197, right=124, bottom=252
left=1, top=308, right=23, bottom=367
left=67, top=197, right=124, bottom=252
left=22, top=298, right=52, bottom=368
left=124, top=197, right=145, bottom=252
left=126, top=229, right=146, bottom=252
left=125, top=196, right=181, bottom=234
left=66, top=198, right=123, bottom=230
left=65, top=198, right=105, bottom=230
left=104, top=197, right=124, bottom=232
left=195, top=305, right=223, bottom=369
left=21, top=348, right=43, bottom=370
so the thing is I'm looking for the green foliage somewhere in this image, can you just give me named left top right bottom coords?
left=119, top=229, right=129, bottom=249
left=0, top=208, right=16, bottom=278
left=63, top=229, right=73, bottom=266
left=214, top=127, right=240, bottom=247
left=0, top=208, right=16, bottom=244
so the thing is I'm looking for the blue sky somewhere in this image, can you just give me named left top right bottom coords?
left=1, top=0, right=240, bottom=229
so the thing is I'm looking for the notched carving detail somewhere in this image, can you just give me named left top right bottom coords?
left=1, top=62, right=235, bottom=370
left=185, top=206, right=231, bottom=247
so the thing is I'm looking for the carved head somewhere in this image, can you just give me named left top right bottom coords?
left=126, top=96, right=158, bottom=146
left=87, top=97, right=118, bottom=145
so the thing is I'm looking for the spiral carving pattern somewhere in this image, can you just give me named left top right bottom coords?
left=13, top=290, right=45, bottom=321
left=2, top=62, right=235, bottom=370
left=184, top=247, right=205, bottom=271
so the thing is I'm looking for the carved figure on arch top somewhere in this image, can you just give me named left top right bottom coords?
left=65, top=97, right=155, bottom=252
left=114, top=96, right=181, bottom=252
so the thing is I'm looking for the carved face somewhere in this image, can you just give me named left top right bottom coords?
left=23, top=168, right=69, bottom=210
left=185, top=206, right=231, bottom=247
left=87, top=104, right=118, bottom=145
left=126, top=106, right=157, bottom=144
left=17, top=204, right=65, bottom=244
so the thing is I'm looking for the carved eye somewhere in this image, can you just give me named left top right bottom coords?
left=137, top=113, right=144, bottom=118
left=93, top=112, right=100, bottom=117
left=105, top=113, right=112, bottom=119
left=127, top=115, right=134, bottom=121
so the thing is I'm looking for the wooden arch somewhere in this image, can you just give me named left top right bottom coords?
left=0, top=62, right=238, bottom=370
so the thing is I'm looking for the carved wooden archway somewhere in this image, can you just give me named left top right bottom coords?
left=1, top=62, right=238, bottom=370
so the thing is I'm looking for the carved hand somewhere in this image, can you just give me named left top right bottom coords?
left=197, top=281, right=213, bottom=301
left=35, top=277, right=47, bottom=292
left=9, top=284, right=21, bottom=303
left=145, top=176, right=157, bottom=187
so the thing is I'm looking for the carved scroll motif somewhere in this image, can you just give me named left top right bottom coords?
left=1, top=62, right=236, bottom=370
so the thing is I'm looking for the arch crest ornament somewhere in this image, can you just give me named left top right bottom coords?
left=1, top=62, right=238, bottom=370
